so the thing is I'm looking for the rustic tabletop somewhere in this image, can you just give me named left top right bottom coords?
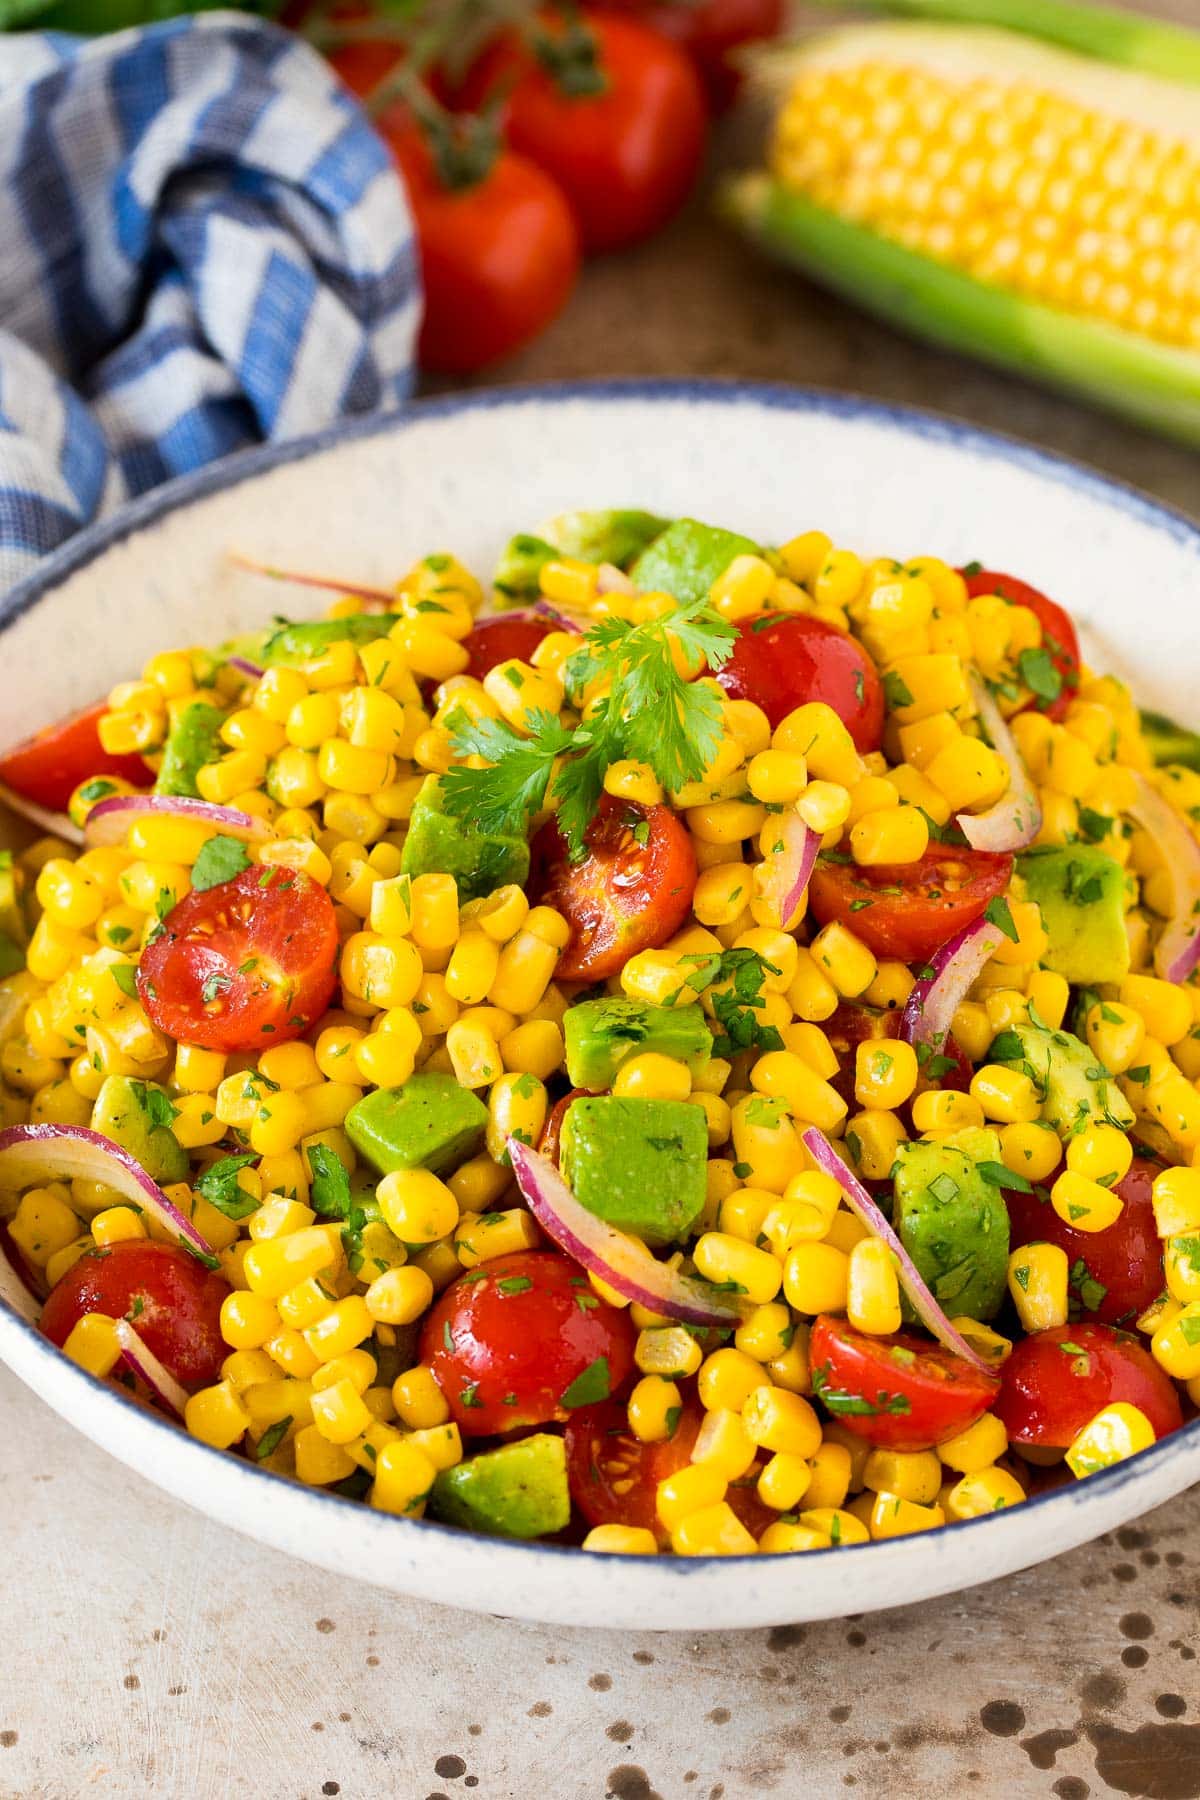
left=4, top=3, right=1199, bottom=1794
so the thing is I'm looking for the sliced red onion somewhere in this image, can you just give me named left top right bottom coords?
left=0, top=780, right=83, bottom=846
left=957, top=672, right=1041, bottom=853
left=84, top=792, right=273, bottom=850
left=1129, top=771, right=1200, bottom=985
left=899, top=914, right=1007, bottom=1058
left=801, top=1127, right=992, bottom=1375
left=758, top=812, right=818, bottom=931
left=0, top=1125, right=217, bottom=1266
left=115, top=1319, right=190, bottom=1418
left=229, top=551, right=394, bottom=606
left=596, top=563, right=635, bottom=597
left=226, top=655, right=264, bottom=681
left=530, top=598, right=585, bottom=634
left=508, top=1137, right=741, bottom=1328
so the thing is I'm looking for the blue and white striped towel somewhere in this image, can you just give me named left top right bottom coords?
left=0, top=12, right=421, bottom=593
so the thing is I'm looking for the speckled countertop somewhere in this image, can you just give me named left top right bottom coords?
left=3, top=3, right=1199, bottom=1794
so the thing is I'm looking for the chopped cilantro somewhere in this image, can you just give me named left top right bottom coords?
left=190, top=834, right=252, bottom=893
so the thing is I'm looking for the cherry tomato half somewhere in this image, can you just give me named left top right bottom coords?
left=137, top=866, right=338, bottom=1054
left=809, top=1314, right=1000, bottom=1452
left=715, top=614, right=884, bottom=750
left=462, top=615, right=554, bottom=684
left=1005, top=1157, right=1166, bottom=1328
left=531, top=794, right=697, bottom=982
left=603, top=0, right=783, bottom=109
left=962, top=569, right=1080, bottom=723
left=565, top=1396, right=774, bottom=1545
left=457, top=12, right=708, bottom=254
left=538, top=1088, right=596, bottom=1167
left=420, top=1249, right=637, bottom=1437
left=996, top=1322, right=1183, bottom=1450
left=40, top=1241, right=230, bottom=1390
left=380, top=119, right=579, bottom=374
left=809, top=845, right=1014, bottom=964
left=0, top=701, right=151, bottom=815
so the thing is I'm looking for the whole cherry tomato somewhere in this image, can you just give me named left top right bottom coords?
left=41, top=1241, right=230, bottom=1390
left=379, top=118, right=579, bottom=373
left=962, top=568, right=1080, bottom=723
left=809, top=845, right=1013, bottom=964
left=531, top=794, right=697, bottom=982
left=603, top=0, right=783, bottom=109
left=996, top=1322, right=1183, bottom=1449
left=138, top=866, right=338, bottom=1053
left=715, top=614, right=884, bottom=750
left=809, top=1314, right=1000, bottom=1452
left=456, top=12, right=708, bottom=253
left=420, top=1249, right=637, bottom=1437
left=1005, top=1156, right=1166, bottom=1328
left=462, top=615, right=554, bottom=683
left=565, top=1396, right=774, bottom=1544
left=0, top=702, right=151, bottom=815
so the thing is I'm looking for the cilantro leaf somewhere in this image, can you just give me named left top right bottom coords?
left=560, top=1354, right=612, bottom=1408
left=191, top=835, right=251, bottom=893
left=110, top=962, right=139, bottom=1000
left=308, top=1143, right=352, bottom=1219
left=1017, top=646, right=1063, bottom=705
left=984, top=895, right=1020, bottom=943
left=196, top=1152, right=260, bottom=1221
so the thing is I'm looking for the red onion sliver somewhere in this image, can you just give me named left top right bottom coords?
left=508, top=1137, right=741, bottom=1327
left=899, top=914, right=1007, bottom=1057
left=115, top=1319, right=190, bottom=1418
left=0, top=780, right=83, bottom=846
left=957, top=672, right=1041, bottom=853
left=1128, top=771, right=1200, bottom=985
left=758, top=812, right=819, bottom=931
left=801, top=1127, right=992, bottom=1375
left=229, top=551, right=394, bottom=606
left=85, top=792, right=273, bottom=850
left=530, top=598, right=585, bottom=634
left=0, top=1125, right=217, bottom=1266
left=226, top=655, right=265, bottom=681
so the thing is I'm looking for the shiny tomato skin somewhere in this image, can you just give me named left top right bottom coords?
left=137, top=866, right=338, bottom=1054
left=715, top=614, right=884, bottom=750
left=0, top=701, right=151, bottom=814
left=457, top=13, right=708, bottom=253
left=40, top=1241, right=230, bottom=1390
left=565, top=1396, right=773, bottom=1544
left=809, top=845, right=1014, bottom=964
left=531, top=794, right=697, bottom=982
left=463, top=616, right=554, bottom=683
left=603, top=0, right=783, bottom=108
left=381, top=121, right=579, bottom=374
left=421, top=1250, right=637, bottom=1438
left=962, top=569, right=1080, bottom=723
left=1005, top=1157, right=1165, bottom=1328
left=809, top=1315, right=1000, bottom=1452
left=538, top=1088, right=596, bottom=1167
left=996, top=1322, right=1183, bottom=1449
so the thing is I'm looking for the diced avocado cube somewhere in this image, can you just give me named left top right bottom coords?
left=345, top=1073, right=487, bottom=1177
left=893, top=1127, right=1009, bottom=1322
left=1018, top=846, right=1130, bottom=986
left=155, top=701, right=226, bottom=799
left=261, top=615, right=402, bottom=666
left=544, top=509, right=671, bottom=570
left=492, top=533, right=558, bottom=600
left=1002, top=1020, right=1134, bottom=1136
left=1139, top=708, right=1200, bottom=773
left=400, top=776, right=530, bottom=903
left=629, top=517, right=761, bottom=608
left=560, top=1096, right=707, bottom=1247
left=91, top=1075, right=188, bottom=1185
left=563, top=997, right=712, bottom=1091
left=429, top=1433, right=569, bottom=1539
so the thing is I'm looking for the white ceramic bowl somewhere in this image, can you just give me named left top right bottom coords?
left=1, top=380, right=1197, bottom=1630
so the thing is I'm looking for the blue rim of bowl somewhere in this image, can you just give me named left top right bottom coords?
left=1, top=375, right=1197, bottom=1576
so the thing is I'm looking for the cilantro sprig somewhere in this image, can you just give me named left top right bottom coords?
left=439, top=597, right=736, bottom=858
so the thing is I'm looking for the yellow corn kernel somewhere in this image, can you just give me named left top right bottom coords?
left=773, top=703, right=860, bottom=785
left=635, top=1325, right=704, bottom=1380
left=1120, top=973, right=1193, bottom=1046
left=311, top=1350, right=377, bottom=1397
left=89, top=1203, right=149, bottom=1248
left=217, top=1289, right=281, bottom=1352
left=709, top=552, right=776, bottom=620
left=783, top=1241, right=849, bottom=1316
left=363, top=1265, right=434, bottom=1329
left=844, top=1108, right=909, bottom=1182
left=672, top=1501, right=758, bottom=1557
left=804, top=1440, right=853, bottom=1511
left=937, top=1412, right=1008, bottom=1475
left=485, top=1070, right=548, bottom=1163
left=377, top=1168, right=458, bottom=1247
left=340, top=932, right=423, bottom=1011
left=488, top=926, right=557, bottom=1015
left=293, top=1424, right=356, bottom=1487
left=742, top=1386, right=822, bottom=1458
left=751, top=1050, right=847, bottom=1134
left=656, top=1463, right=728, bottom=1533
left=694, top=1346, right=767, bottom=1413
left=730, top=1093, right=805, bottom=1194
left=275, top=1274, right=338, bottom=1332
left=970, top=1063, right=1041, bottom=1125
left=445, top=1019, right=501, bottom=1090
left=909, top=1091, right=983, bottom=1137
left=610, top=1053, right=691, bottom=1104
left=370, top=1438, right=437, bottom=1517
left=850, top=804, right=930, bottom=867
left=243, top=1225, right=340, bottom=1299
left=263, top=1325, right=321, bottom=1379
left=185, top=1381, right=251, bottom=1449
left=1022, top=969, right=1068, bottom=1031
left=690, top=1407, right=758, bottom=1481
left=392, top=1364, right=450, bottom=1430
left=1065, top=1402, right=1156, bottom=1479
left=496, top=1019, right=562, bottom=1083
left=692, top=1231, right=782, bottom=1305
left=996, top=1119, right=1061, bottom=1184
left=852, top=1038, right=917, bottom=1111
left=1007, top=1242, right=1069, bottom=1332
left=624, top=1375, right=681, bottom=1445
left=453, top=1207, right=539, bottom=1267
left=1066, top=1122, right=1134, bottom=1190
left=446, top=1156, right=510, bottom=1216
left=799, top=1505, right=869, bottom=1546
left=869, top=1492, right=946, bottom=1539
left=8, top=1186, right=79, bottom=1266
left=303, top=1296, right=373, bottom=1363
left=1164, top=1232, right=1200, bottom=1303
left=925, top=735, right=1008, bottom=813
left=863, top=1448, right=942, bottom=1504
left=779, top=950, right=834, bottom=1024
left=757, top=1521, right=830, bottom=1553
left=846, top=1236, right=902, bottom=1336
left=1151, top=1167, right=1200, bottom=1238
left=944, top=1466, right=1027, bottom=1519
left=718, top=1186, right=776, bottom=1246
left=1050, top=1168, right=1125, bottom=1235
left=445, top=930, right=501, bottom=1007
left=809, top=921, right=877, bottom=999
left=482, top=659, right=563, bottom=733
left=767, top=1327, right=811, bottom=1395
left=310, top=1376, right=373, bottom=1445
left=582, top=1525, right=659, bottom=1555
left=1084, top=1000, right=1145, bottom=1075
left=61, top=1312, right=121, bottom=1378
left=733, top=1301, right=794, bottom=1366
left=406, top=1421, right=462, bottom=1473
left=1150, top=1302, right=1200, bottom=1381
left=173, top=1042, right=227, bottom=1094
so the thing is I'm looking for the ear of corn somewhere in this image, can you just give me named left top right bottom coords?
left=723, top=18, right=1200, bottom=444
